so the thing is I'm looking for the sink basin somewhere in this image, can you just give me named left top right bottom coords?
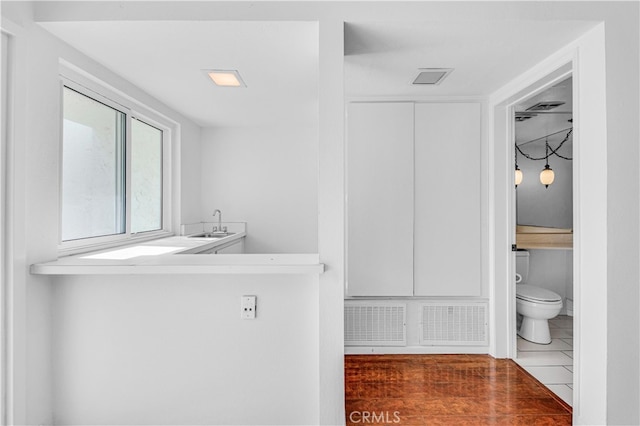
left=188, top=232, right=234, bottom=239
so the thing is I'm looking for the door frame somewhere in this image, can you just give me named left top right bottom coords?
left=1, top=16, right=29, bottom=426
left=505, top=65, right=574, bottom=358
left=489, top=24, right=608, bottom=424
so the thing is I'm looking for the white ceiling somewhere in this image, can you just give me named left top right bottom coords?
left=40, top=21, right=319, bottom=128
left=344, top=21, right=592, bottom=98
left=516, top=77, right=573, bottom=151
left=39, top=13, right=594, bottom=129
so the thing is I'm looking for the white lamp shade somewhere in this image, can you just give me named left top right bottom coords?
left=540, top=166, right=555, bottom=187
left=515, top=168, right=523, bottom=186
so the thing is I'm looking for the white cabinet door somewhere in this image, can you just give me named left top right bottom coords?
left=216, top=239, right=245, bottom=254
left=346, top=102, right=414, bottom=296
left=414, top=103, right=482, bottom=296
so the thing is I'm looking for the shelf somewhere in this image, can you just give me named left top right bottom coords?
left=516, top=225, right=573, bottom=249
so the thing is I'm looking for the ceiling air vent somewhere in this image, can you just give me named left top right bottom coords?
left=526, top=101, right=565, bottom=112
left=515, top=112, right=538, bottom=122
left=412, top=68, right=453, bottom=85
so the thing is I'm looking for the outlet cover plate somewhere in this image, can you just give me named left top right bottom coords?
left=241, top=295, right=256, bottom=319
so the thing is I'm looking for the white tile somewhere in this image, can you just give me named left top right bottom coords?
left=517, top=338, right=572, bottom=352
left=524, top=366, right=573, bottom=385
left=550, top=328, right=573, bottom=338
left=546, top=384, right=573, bottom=406
left=567, top=384, right=573, bottom=390
left=515, top=351, right=574, bottom=367
left=560, top=338, right=573, bottom=347
left=564, top=365, right=573, bottom=373
left=562, top=350, right=574, bottom=359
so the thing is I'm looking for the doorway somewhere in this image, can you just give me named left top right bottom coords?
left=512, top=75, right=574, bottom=406
left=492, top=25, right=610, bottom=422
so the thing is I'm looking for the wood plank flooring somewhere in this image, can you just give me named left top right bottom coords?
left=345, top=354, right=572, bottom=425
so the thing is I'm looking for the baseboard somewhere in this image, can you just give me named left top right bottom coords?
left=344, top=345, right=490, bottom=355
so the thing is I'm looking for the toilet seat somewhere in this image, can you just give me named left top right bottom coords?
left=516, top=284, right=562, bottom=304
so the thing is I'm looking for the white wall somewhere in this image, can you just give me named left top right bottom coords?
left=1, top=4, right=202, bottom=424
left=200, top=126, right=318, bottom=253
left=490, top=5, right=639, bottom=422
left=2, top=5, right=324, bottom=424
left=179, top=123, right=203, bottom=227
left=317, top=19, right=346, bottom=424
left=517, top=142, right=573, bottom=310
left=602, top=4, right=640, bottom=422
left=517, top=142, right=573, bottom=229
left=526, top=249, right=573, bottom=313
left=51, top=274, right=320, bottom=425
left=4, top=2, right=639, bottom=425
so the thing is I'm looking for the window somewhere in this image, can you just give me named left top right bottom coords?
left=61, top=81, right=168, bottom=250
left=131, top=118, right=163, bottom=233
left=62, top=87, right=126, bottom=241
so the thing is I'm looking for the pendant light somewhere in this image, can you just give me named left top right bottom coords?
left=539, top=140, right=555, bottom=188
left=514, top=146, right=523, bottom=186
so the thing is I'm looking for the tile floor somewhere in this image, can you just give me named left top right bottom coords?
left=515, top=315, right=574, bottom=406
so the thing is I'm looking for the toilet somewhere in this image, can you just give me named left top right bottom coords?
left=515, top=250, right=563, bottom=344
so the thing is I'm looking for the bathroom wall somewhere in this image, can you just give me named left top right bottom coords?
left=517, top=140, right=573, bottom=229
left=200, top=126, right=319, bottom=254
left=526, top=249, right=573, bottom=314
left=517, top=134, right=573, bottom=310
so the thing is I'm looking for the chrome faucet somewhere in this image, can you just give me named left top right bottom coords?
left=212, top=209, right=226, bottom=233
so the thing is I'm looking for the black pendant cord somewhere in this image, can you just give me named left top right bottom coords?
left=545, top=140, right=550, bottom=167
left=516, top=128, right=573, bottom=161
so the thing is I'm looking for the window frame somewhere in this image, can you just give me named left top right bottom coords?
left=58, top=72, right=173, bottom=256
left=130, top=116, right=165, bottom=235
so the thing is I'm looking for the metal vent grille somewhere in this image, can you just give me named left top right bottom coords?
left=345, top=303, right=406, bottom=346
left=420, top=303, right=488, bottom=346
left=526, top=101, right=565, bottom=111
left=412, top=68, right=454, bottom=85
left=515, top=112, right=538, bottom=122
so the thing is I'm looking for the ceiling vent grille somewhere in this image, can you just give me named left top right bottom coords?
left=420, top=302, right=488, bottom=346
left=526, top=101, right=565, bottom=112
left=345, top=302, right=406, bottom=346
left=412, top=68, right=454, bottom=85
left=515, top=112, right=538, bottom=122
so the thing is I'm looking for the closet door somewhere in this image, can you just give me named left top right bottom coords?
left=346, top=102, right=414, bottom=296
left=414, top=103, right=482, bottom=296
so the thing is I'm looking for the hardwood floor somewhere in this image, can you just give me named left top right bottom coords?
left=345, top=354, right=572, bottom=425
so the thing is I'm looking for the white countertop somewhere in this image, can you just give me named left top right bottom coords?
left=30, top=232, right=325, bottom=275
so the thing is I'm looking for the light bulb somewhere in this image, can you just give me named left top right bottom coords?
left=515, top=167, right=523, bottom=186
left=540, top=165, right=555, bottom=188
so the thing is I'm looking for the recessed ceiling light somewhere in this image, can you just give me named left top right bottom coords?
left=412, top=68, right=454, bottom=85
left=204, top=69, right=246, bottom=87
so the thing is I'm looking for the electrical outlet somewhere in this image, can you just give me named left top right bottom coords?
left=241, top=295, right=257, bottom=319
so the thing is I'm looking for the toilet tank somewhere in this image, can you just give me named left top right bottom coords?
left=516, top=250, right=530, bottom=283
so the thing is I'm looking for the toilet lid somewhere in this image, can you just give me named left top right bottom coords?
left=516, top=284, right=562, bottom=303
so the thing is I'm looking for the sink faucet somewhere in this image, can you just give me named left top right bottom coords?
left=212, top=209, right=226, bottom=233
